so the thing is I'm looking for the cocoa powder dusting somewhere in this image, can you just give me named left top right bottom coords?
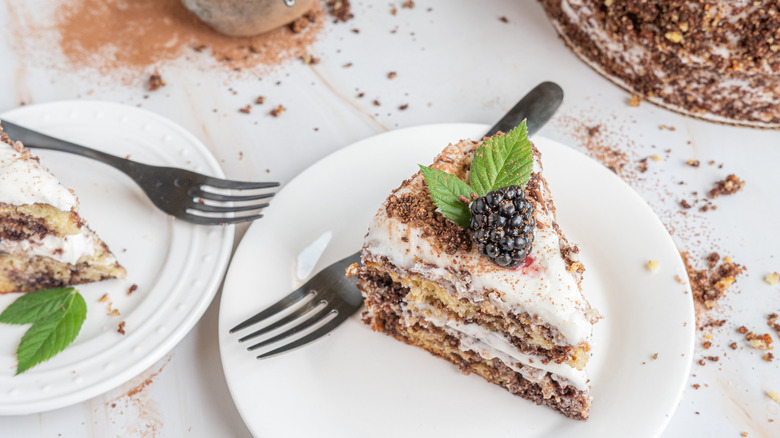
left=22, top=0, right=328, bottom=81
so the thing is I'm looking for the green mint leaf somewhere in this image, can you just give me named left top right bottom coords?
left=469, top=120, right=533, bottom=197
left=0, top=287, right=76, bottom=325
left=15, top=291, right=87, bottom=375
left=419, top=165, right=473, bottom=229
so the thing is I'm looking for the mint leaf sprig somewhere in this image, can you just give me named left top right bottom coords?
left=420, top=121, right=534, bottom=227
left=0, top=287, right=87, bottom=375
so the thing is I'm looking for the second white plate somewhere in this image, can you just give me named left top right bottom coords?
left=0, top=101, right=234, bottom=415
left=218, top=124, right=694, bottom=437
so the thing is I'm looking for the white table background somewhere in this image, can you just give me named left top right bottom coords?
left=0, top=0, right=778, bottom=436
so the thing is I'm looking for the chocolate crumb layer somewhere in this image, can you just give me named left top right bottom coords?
left=385, top=191, right=472, bottom=255
left=366, top=306, right=590, bottom=420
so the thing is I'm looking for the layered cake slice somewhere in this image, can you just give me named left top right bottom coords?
left=0, top=123, right=126, bottom=293
left=352, top=123, right=600, bottom=420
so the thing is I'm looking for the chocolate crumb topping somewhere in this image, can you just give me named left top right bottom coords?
left=385, top=191, right=471, bottom=255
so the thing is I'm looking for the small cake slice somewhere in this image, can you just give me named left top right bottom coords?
left=0, top=123, right=126, bottom=293
left=353, top=124, right=600, bottom=420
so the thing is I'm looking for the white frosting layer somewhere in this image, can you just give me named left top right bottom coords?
left=410, top=303, right=586, bottom=390
left=0, top=139, right=79, bottom=211
left=0, top=228, right=110, bottom=265
left=364, top=183, right=593, bottom=346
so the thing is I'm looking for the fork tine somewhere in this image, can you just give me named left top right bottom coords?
left=200, top=177, right=280, bottom=190
left=255, top=311, right=348, bottom=359
left=182, top=212, right=264, bottom=225
left=238, top=297, right=324, bottom=343
left=247, top=306, right=334, bottom=351
left=187, top=201, right=270, bottom=213
left=191, top=188, right=275, bottom=202
left=230, top=289, right=312, bottom=333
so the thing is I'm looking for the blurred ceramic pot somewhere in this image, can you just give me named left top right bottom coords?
left=181, top=0, right=316, bottom=37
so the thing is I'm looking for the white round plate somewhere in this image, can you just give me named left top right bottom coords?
left=218, top=124, right=694, bottom=437
left=0, top=101, right=234, bottom=415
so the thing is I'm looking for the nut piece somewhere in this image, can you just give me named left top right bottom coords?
left=646, top=260, right=660, bottom=273
left=665, top=31, right=683, bottom=43
left=765, top=272, right=780, bottom=285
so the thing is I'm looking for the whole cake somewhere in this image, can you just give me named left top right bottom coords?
left=540, top=0, right=780, bottom=128
left=0, top=123, right=126, bottom=293
left=353, top=124, right=600, bottom=420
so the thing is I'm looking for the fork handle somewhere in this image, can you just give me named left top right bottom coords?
left=1, top=120, right=145, bottom=179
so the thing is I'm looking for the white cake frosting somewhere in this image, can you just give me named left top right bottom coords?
left=0, top=139, right=79, bottom=211
left=0, top=229, right=109, bottom=266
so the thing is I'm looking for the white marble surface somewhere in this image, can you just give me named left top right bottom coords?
left=0, top=0, right=778, bottom=436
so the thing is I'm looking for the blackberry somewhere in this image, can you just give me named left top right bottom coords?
left=469, top=185, right=535, bottom=268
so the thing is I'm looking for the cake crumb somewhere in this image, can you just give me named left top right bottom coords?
left=740, top=433, right=748, bottom=437
left=98, top=294, right=108, bottom=303
left=109, top=309, right=121, bottom=317
left=769, top=313, right=780, bottom=334
left=765, top=272, right=780, bottom=285
left=769, top=391, right=780, bottom=403
left=127, top=284, right=138, bottom=295
left=703, top=341, right=711, bottom=349
left=686, top=159, right=700, bottom=167
left=402, top=0, right=414, bottom=8
left=651, top=353, right=658, bottom=360
left=239, top=105, right=251, bottom=114
left=326, top=0, right=354, bottom=22
left=628, top=95, right=641, bottom=106
left=388, top=71, right=397, bottom=79
left=117, top=321, right=126, bottom=335
left=269, top=105, right=285, bottom=117
left=499, top=16, right=509, bottom=23
left=255, top=96, right=266, bottom=105
left=646, top=260, right=660, bottom=273
left=764, top=352, right=774, bottom=361
left=738, top=326, right=749, bottom=334
left=148, top=72, right=166, bottom=91
left=692, top=384, right=700, bottom=389
left=730, top=342, right=738, bottom=349
left=709, top=174, right=745, bottom=198
left=399, top=104, right=409, bottom=110
left=650, top=155, right=662, bottom=162
left=342, top=62, right=353, bottom=68
left=746, top=332, right=773, bottom=350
